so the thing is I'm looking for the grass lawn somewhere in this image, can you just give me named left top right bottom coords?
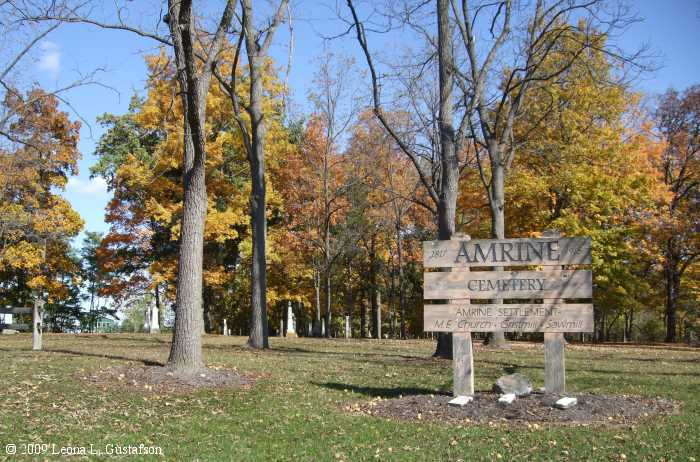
left=0, top=334, right=698, bottom=461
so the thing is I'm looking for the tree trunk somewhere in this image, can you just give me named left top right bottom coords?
left=396, top=223, right=406, bottom=339
left=167, top=0, right=207, bottom=370
left=202, top=287, right=212, bottom=334
left=433, top=0, right=457, bottom=359
left=324, top=268, right=332, bottom=338
left=154, top=283, right=162, bottom=330
left=241, top=1, right=271, bottom=348
left=361, top=289, right=368, bottom=339
left=664, top=253, right=681, bottom=342
left=485, top=142, right=508, bottom=348
left=370, top=236, right=380, bottom=339
left=247, top=59, right=269, bottom=349
left=313, top=268, right=321, bottom=336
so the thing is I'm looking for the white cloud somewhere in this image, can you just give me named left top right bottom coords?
left=66, top=176, right=108, bottom=195
left=37, top=41, right=60, bottom=78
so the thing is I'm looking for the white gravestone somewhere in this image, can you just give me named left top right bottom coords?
left=149, top=303, right=160, bottom=334
left=345, top=315, right=350, bottom=339
left=223, top=319, right=228, bottom=336
left=286, top=301, right=297, bottom=337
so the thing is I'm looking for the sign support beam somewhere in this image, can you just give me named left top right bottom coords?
left=543, top=230, right=566, bottom=394
left=451, top=234, right=474, bottom=397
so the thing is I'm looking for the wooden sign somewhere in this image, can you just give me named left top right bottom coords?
left=424, top=303, right=593, bottom=332
left=424, top=270, right=592, bottom=300
left=424, top=237, right=590, bottom=268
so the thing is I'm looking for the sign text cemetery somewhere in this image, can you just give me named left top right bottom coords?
left=422, top=234, right=593, bottom=398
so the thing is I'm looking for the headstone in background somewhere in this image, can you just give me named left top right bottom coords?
left=149, top=303, right=160, bottom=334
left=345, top=315, right=350, bottom=339
left=280, top=319, right=284, bottom=337
left=286, top=301, right=297, bottom=337
left=223, top=319, right=228, bottom=336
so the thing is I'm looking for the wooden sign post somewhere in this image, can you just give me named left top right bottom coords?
left=451, top=234, right=473, bottom=397
left=543, top=230, right=566, bottom=394
left=423, top=233, right=593, bottom=398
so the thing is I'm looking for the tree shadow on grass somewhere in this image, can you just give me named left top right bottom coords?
left=44, top=348, right=164, bottom=367
left=316, top=381, right=448, bottom=398
left=266, top=345, right=432, bottom=361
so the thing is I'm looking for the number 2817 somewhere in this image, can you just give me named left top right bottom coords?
left=429, top=249, right=446, bottom=259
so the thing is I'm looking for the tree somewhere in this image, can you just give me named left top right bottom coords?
left=346, top=0, right=468, bottom=357
left=655, top=86, right=700, bottom=342
left=15, top=0, right=237, bottom=373
left=346, top=111, right=430, bottom=338
left=218, top=0, right=288, bottom=349
left=447, top=0, right=648, bottom=347
left=80, top=231, right=110, bottom=332
left=0, top=88, right=83, bottom=311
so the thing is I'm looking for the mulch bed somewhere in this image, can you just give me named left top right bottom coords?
left=76, top=364, right=258, bottom=395
left=346, top=392, right=680, bottom=427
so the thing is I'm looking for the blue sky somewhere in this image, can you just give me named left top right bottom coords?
left=27, top=0, right=698, bottom=244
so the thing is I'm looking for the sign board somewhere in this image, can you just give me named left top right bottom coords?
left=424, top=270, right=592, bottom=300
left=423, top=234, right=593, bottom=398
left=424, top=303, right=593, bottom=332
left=424, top=237, right=590, bottom=268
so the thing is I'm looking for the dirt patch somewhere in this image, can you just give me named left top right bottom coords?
left=347, top=392, right=680, bottom=427
left=77, top=364, right=258, bottom=395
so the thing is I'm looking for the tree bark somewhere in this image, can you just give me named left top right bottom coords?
left=313, top=268, right=321, bottom=336
left=664, top=249, right=681, bottom=342
left=246, top=54, right=269, bottom=349
left=433, top=0, right=457, bottom=359
left=166, top=0, right=205, bottom=370
left=396, top=222, right=406, bottom=339
left=324, top=268, right=332, bottom=338
left=485, top=148, right=508, bottom=348
left=370, top=235, right=381, bottom=339
left=166, top=0, right=235, bottom=369
left=360, top=289, right=368, bottom=338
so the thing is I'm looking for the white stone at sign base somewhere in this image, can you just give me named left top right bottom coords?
left=498, top=393, right=516, bottom=404
left=554, top=397, right=577, bottom=409
left=448, top=396, right=473, bottom=407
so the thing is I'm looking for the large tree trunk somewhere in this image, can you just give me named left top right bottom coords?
left=433, top=0, right=457, bottom=359
left=166, top=0, right=206, bottom=370
left=165, top=0, right=234, bottom=371
left=246, top=54, right=269, bottom=349
left=484, top=142, right=508, bottom=348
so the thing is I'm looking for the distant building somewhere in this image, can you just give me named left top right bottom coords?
left=95, top=316, right=118, bottom=333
